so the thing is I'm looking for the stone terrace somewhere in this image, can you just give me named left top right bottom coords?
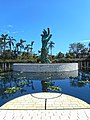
left=1, top=92, right=90, bottom=110
left=0, top=92, right=90, bottom=120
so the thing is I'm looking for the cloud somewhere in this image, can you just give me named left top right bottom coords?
left=7, top=25, right=13, bottom=28
left=6, top=30, right=10, bottom=34
left=0, top=25, right=13, bottom=34
left=11, top=30, right=24, bottom=34
left=0, top=29, right=10, bottom=34
left=80, top=40, right=90, bottom=43
left=0, top=24, right=24, bottom=35
left=0, top=25, right=13, bottom=29
left=12, top=31, right=18, bottom=34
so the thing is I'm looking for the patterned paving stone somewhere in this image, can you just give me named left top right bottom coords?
left=0, top=109, right=90, bottom=120
left=0, top=92, right=90, bottom=110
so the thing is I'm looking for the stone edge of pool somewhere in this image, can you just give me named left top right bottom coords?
left=13, top=63, right=78, bottom=72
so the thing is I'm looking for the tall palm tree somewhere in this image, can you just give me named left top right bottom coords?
left=88, top=42, right=90, bottom=54
left=19, top=39, right=26, bottom=53
left=24, top=44, right=31, bottom=53
left=7, top=36, right=16, bottom=51
left=48, top=41, right=55, bottom=62
left=15, top=43, right=20, bottom=54
left=30, top=41, right=34, bottom=54
left=24, top=41, right=34, bottom=55
left=0, top=38, right=3, bottom=54
left=0, top=34, right=8, bottom=71
left=15, top=39, right=26, bottom=55
left=0, top=34, right=8, bottom=52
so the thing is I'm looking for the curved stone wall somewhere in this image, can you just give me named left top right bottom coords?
left=13, top=63, right=78, bottom=72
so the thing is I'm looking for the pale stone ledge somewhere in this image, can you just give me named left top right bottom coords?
left=13, top=63, right=78, bottom=72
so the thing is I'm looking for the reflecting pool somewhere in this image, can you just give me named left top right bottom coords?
left=0, top=71, right=90, bottom=106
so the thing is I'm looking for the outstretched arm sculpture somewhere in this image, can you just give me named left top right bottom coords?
left=41, top=28, right=52, bottom=63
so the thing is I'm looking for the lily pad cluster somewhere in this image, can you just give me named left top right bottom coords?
left=47, top=86, right=62, bottom=91
left=4, top=87, right=22, bottom=94
left=4, top=81, right=31, bottom=94
left=18, top=81, right=29, bottom=86
left=44, top=82, right=51, bottom=84
left=78, top=80, right=90, bottom=84
left=69, top=76, right=77, bottom=79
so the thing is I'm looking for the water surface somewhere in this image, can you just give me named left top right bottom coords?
left=0, top=71, right=90, bottom=107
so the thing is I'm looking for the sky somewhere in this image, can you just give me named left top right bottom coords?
left=0, top=0, right=90, bottom=55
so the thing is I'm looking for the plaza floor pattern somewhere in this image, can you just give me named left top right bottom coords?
left=0, top=92, right=90, bottom=120
left=0, top=92, right=90, bottom=110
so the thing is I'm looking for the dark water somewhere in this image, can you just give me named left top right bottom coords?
left=0, top=71, right=90, bottom=107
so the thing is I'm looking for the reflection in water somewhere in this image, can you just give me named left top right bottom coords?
left=0, top=70, right=90, bottom=106
left=0, top=71, right=78, bottom=99
left=20, top=70, right=78, bottom=80
left=41, top=80, right=55, bottom=92
left=0, top=72, right=34, bottom=99
left=70, top=71, right=90, bottom=88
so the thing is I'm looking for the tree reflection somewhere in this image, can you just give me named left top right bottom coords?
left=70, top=72, right=90, bottom=87
left=41, top=73, right=61, bottom=92
left=0, top=72, right=34, bottom=99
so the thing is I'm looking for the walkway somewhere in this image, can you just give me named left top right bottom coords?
left=0, top=109, right=90, bottom=120
left=0, top=92, right=90, bottom=110
left=0, top=92, right=90, bottom=120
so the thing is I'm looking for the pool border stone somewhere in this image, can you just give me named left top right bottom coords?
left=13, top=63, right=78, bottom=72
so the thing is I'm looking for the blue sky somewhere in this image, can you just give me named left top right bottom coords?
left=0, top=0, right=90, bottom=55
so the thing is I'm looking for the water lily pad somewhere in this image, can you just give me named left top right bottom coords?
left=18, top=81, right=29, bottom=85
left=47, top=86, right=62, bottom=91
left=4, top=87, right=22, bottom=93
left=78, top=80, right=90, bottom=84
left=44, top=82, right=51, bottom=84
left=69, top=76, right=77, bottom=79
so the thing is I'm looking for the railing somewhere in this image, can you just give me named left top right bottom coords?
left=0, top=63, right=13, bottom=72
left=78, top=61, right=90, bottom=73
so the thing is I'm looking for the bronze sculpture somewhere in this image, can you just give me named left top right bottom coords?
left=41, top=28, right=52, bottom=63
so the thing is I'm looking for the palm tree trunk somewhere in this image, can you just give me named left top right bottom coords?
left=10, top=44, right=12, bottom=51
left=50, top=48, right=52, bottom=62
left=4, top=39, right=5, bottom=52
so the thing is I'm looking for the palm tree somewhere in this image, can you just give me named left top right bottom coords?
left=0, top=38, right=3, bottom=54
left=7, top=36, right=16, bottom=51
left=0, top=34, right=8, bottom=52
left=15, top=39, right=26, bottom=55
left=19, top=39, right=26, bottom=53
left=48, top=41, right=55, bottom=62
left=88, top=42, right=90, bottom=54
left=0, top=34, right=8, bottom=71
left=24, top=41, right=34, bottom=55
left=30, top=41, right=34, bottom=54
left=24, top=44, right=31, bottom=53
left=15, top=43, right=20, bottom=55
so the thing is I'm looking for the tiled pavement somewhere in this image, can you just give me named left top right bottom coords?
left=0, top=109, right=90, bottom=120
left=0, top=92, right=90, bottom=120
left=1, top=92, right=90, bottom=109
